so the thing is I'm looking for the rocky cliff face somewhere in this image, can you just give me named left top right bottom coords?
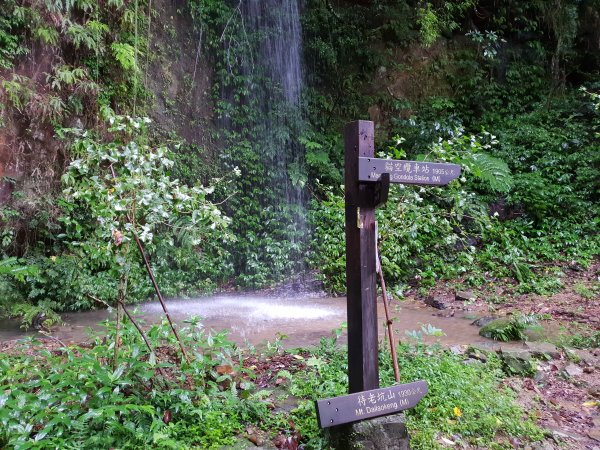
left=0, top=0, right=214, bottom=252
left=144, top=0, right=215, bottom=147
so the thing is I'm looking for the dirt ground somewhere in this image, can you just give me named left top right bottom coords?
left=420, top=260, right=600, bottom=330
left=414, top=260, right=599, bottom=449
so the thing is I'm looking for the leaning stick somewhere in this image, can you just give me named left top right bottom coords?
left=114, top=300, right=122, bottom=371
left=375, top=222, right=401, bottom=383
left=86, top=293, right=168, bottom=379
left=129, top=230, right=190, bottom=363
left=109, top=165, right=190, bottom=364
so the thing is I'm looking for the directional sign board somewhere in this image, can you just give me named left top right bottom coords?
left=359, top=157, right=461, bottom=185
left=315, top=380, right=428, bottom=428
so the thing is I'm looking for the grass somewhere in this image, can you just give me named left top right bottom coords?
left=285, top=333, right=543, bottom=449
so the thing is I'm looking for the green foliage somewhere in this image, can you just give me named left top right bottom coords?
left=310, top=128, right=509, bottom=292
left=287, top=335, right=543, bottom=449
left=111, top=42, right=138, bottom=71
left=389, top=345, right=543, bottom=448
left=308, top=185, right=346, bottom=292
left=33, top=26, right=60, bottom=45
left=417, top=1, right=476, bottom=47
left=48, top=65, right=87, bottom=90
left=0, top=319, right=266, bottom=449
left=304, top=0, right=599, bottom=295
left=65, top=19, right=109, bottom=52
left=0, top=257, right=38, bottom=282
left=57, top=113, right=232, bottom=304
left=464, top=152, right=513, bottom=194
left=0, top=0, right=598, bottom=314
left=0, top=2, right=28, bottom=69
left=493, top=99, right=600, bottom=224
left=62, top=114, right=229, bottom=247
left=1, top=74, right=33, bottom=112
left=417, top=4, right=441, bottom=47
left=0, top=116, right=233, bottom=321
left=9, top=302, right=62, bottom=330
left=0, top=0, right=145, bottom=130
left=573, top=281, right=599, bottom=299
left=563, top=330, right=600, bottom=349
left=479, top=315, right=539, bottom=342
left=188, top=0, right=309, bottom=287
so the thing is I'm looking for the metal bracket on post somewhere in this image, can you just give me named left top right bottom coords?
left=358, top=170, right=389, bottom=209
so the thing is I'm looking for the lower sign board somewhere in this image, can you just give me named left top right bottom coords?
left=358, top=157, right=461, bottom=185
left=315, top=380, right=428, bottom=428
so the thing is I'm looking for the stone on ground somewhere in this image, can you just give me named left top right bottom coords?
left=326, top=413, right=410, bottom=450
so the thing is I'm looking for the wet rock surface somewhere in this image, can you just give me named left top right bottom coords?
left=471, top=316, right=497, bottom=327
left=424, top=295, right=448, bottom=310
left=478, top=318, right=514, bottom=339
left=525, top=342, right=561, bottom=360
left=455, top=290, right=476, bottom=302
left=498, top=347, right=536, bottom=376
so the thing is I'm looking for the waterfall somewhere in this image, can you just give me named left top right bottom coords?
left=240, top=0, right=306, bottom=200
left=220, top=0, right=308, bottom=281
left=242, top=0, right=303, bottom=105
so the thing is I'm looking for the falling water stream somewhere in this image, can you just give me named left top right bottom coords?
left=242, top=0, right=303, bottom=106
left=233, top=0, right=308, bottom=245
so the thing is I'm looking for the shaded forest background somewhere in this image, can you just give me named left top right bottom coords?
left=0, top=0, right=598, bottom=325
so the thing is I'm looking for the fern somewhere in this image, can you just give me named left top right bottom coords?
left=76, top=79, right=99, bottom=95
left=43, top=0, right=79, bottom=13
left=67, top=95, right=84, bottom=115
left=111, top=42, right=138, bottom=71
left=48, top=64, right=87, bottom=90
left=47, top=95, right=66, bottom=120
left=0, top=257, right=38, bottom=282
left=1, top=74, right=33, bottom=111
left=65, top=20, right=108, bottom=52
left=75, top=0, right=97, bottom=13
left=13, top=6, right=42, bottom=26
left=107, top=0, right=125, bottom=8
left=34, top=26, right=60, bottom=46
left=121, top=9, right=137, bottom=28
left=170, top=216, right=199, bottom=247
left=463, top=152, right=513, bottom=193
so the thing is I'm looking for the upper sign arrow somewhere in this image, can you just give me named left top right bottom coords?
left=358, top=157, right=461, bottom=186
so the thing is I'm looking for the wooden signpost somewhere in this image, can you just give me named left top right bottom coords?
left=315, top=120, right=461, bottom=428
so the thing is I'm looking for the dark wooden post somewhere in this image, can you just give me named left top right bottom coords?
left=345, top=120, right=379, bottom=393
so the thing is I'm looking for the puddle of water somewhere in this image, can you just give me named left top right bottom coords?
left=0, top=294, right=504, bottom=349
